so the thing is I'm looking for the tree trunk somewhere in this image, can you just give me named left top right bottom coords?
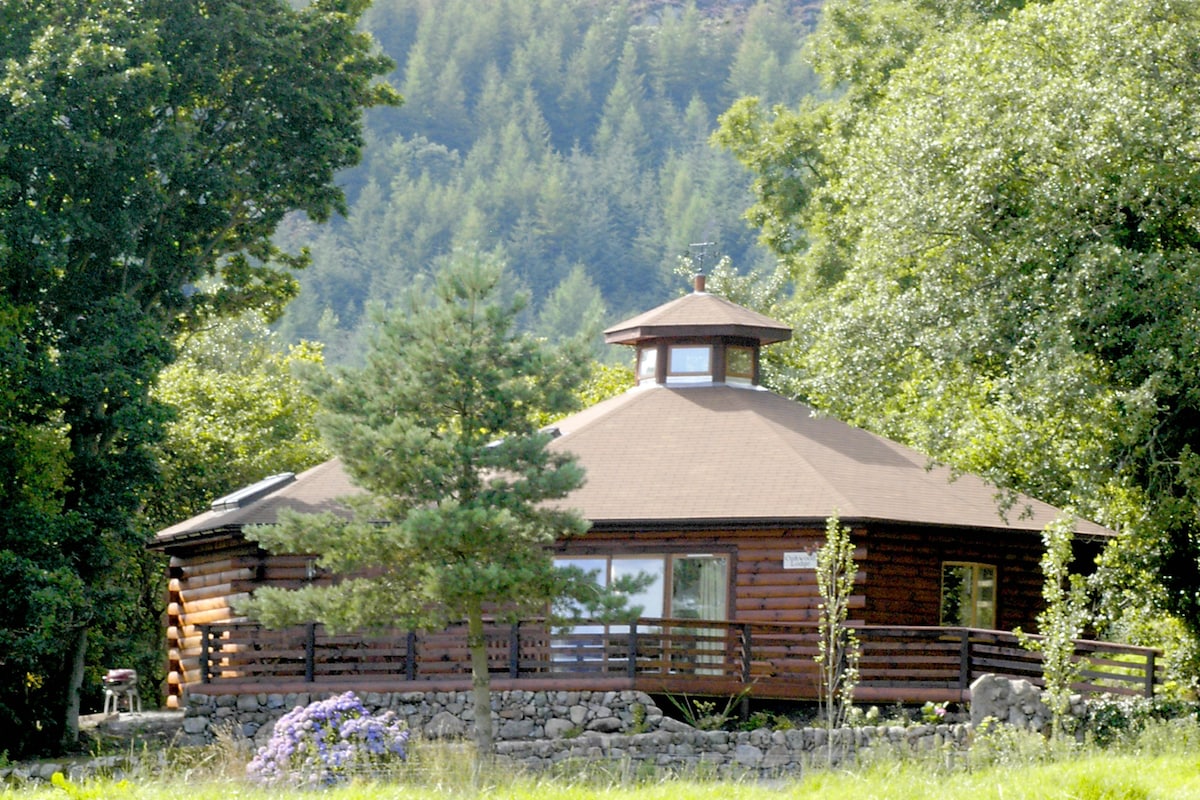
left=466, top=604, right=494, bottom=775
left=62, top=624, right=88, bottom=750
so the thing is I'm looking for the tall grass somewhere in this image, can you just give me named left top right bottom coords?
left=5, top=720, right=1200, bottom=799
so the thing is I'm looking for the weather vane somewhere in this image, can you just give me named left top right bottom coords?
left=688, top=241, right=715, bottom=275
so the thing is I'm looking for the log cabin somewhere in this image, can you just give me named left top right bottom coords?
left=150, top=276, right=1158, bottom=708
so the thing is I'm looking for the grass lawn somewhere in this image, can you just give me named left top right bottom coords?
left=5, top=751, right=1200, bottom=800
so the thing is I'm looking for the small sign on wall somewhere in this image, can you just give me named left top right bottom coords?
left=783, top=551, right=818, bottom=570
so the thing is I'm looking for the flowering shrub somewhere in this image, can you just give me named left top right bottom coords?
left=920, top=701, right=948, bottom=725
left=247, top=691, right=409, bottom=786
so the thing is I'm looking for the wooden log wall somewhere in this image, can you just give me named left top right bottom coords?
left=861, top=524, right=1045, bottom=632
left=558, top=526, right=867, bottom=627
left=166, top=539, right=342, bottom=704
left=166, top=540, right=257, bottom=705
left=730, top=527, right=866, bottom=626
left=163, top=522, right=1109, bottom=704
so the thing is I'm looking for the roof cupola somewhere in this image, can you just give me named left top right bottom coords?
left=603, top=276, right=791, bottom=388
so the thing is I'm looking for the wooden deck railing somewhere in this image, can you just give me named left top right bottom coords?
left=192, top=618, right=1161, bottom=702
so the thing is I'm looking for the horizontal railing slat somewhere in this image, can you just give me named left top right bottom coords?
left=192, top=619, right=1161, bottom=701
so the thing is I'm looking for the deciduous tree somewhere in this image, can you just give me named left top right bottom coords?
left=147, top=314, right=330, bottom=530
left=0, top=0, right=394, bottom=755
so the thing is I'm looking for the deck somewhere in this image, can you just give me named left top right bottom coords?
left=187, top=617, right=1161, bottom=703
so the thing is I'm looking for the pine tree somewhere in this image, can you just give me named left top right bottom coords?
left=243, top=251, right=591, bottom=769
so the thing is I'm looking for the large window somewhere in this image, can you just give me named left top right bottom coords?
left=556, top=553, right=728, bottom=623
left=940, top=562, right=996, bottom=628
left=555, top=554, right=729, bottom=670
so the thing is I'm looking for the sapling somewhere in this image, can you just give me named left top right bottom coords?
left=815, top=513, right=861, bottom=763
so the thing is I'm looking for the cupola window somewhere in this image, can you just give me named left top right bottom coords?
left=667, top=345, right=712, bottom=384
left=603, top=275, right=791, bottom=388
left=726, top=345, right=754, bottom=386
left=637, top=347, right=658, bottom=384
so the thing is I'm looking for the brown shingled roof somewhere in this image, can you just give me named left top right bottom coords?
left=152, top=458, right=362, bottom=549
left=604, top=291, right=792, bottom=345
left=152, top=386, right=1113, bottom=548
left=546, top=384, right=1113, bottom=538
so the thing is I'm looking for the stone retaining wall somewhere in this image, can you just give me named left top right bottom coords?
left=181, top=688, right=664, bottom=747
left=0, top=675, right=1087, bottom=784
left=181, top=687, right=970, bottom=776
left=496, top=720, right=970, bottom=776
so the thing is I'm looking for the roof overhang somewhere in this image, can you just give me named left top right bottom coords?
left=604, top=323, right=791, bottom=346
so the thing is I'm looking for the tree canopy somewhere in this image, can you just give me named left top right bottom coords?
left=717, top=0, right=1200, bottom=659
left=0, top=0, right=393, bottom=756
left=146, top=315, right=331, bottom=531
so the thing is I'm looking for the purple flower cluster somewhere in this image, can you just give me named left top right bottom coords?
left=247, top=691, right=409, bottom=786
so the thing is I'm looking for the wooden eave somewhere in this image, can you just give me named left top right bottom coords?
left=604, top=323, right=791, bottom=346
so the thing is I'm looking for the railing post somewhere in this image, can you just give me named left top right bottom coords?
left=740, top=623, right=752, bottom=684
left=959, top=628, right=972, bottom=696
left=1145, top=649, right=1156, bottom=698
left=199, top=625, right=211, bottom=684
left=627, top=624, right=639, bottom=679
left=510, top=621, right=521, bottom=679
left=304, top=622, right=316, bottom=683
left=740, top=623, right=752, bottom=721
left=406, top=631, right=416, bottom=681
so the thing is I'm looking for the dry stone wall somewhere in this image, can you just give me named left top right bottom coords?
left=3, top=675, right=1097, bottom=785
left=181, top=687, right=970, bottom=776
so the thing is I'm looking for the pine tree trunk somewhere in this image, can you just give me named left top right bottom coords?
left=466, top=604, right=494, bottom=774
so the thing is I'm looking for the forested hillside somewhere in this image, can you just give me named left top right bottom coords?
left=272, top=0, right=819, bottom=361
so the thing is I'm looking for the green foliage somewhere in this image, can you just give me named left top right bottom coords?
left=663, top=691, right=748, bottom=731
left=920, top=702, right=948, bottom=726
left=719, top=0, right=1200, bottom=663
left=147, top=314, right=330, bottom=529
left=14, top=727, right=1200, bottom=798
left=0, top=0, right=392, bottom=757
left=815, top=513, right=860, bottom=743
left=50, top=772, right=134, bottom=799
left=1085, top=696, right=1200, bottom=749
left=740, top=709, right=795, bottom=732
left=969, top=717, right=1059, bottom=769
left=1017, top=516, right=1091, bottom=739
left=242, top=251, right=593, bottom=765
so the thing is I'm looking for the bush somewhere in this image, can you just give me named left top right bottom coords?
left=1085, top=694, right=1199, bottom=748
left=247, top=691, right=409, bottom=786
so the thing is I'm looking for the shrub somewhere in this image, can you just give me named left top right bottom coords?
left=247, top=691, right=409, bottom=786
left=920, top=701, right=948, bottom=725
left=740, top=709, right=796, bottom=732
left=1085, top=694, right=1199, bottom=748
left=969, top=716, right=1055, bottom=768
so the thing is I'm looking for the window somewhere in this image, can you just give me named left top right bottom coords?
left=940, top=562, right=996, bottom=628
left=636, top=347, right=657, bottom=383
left=726, top=346, right=754, bottom=386
left=671, top=555, right=728, bottom=620
left=554, top=554, right=729, bottom=669
left=667, top=345, right=712, bottom=384
left=555, top=553, right=728, bottom=623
